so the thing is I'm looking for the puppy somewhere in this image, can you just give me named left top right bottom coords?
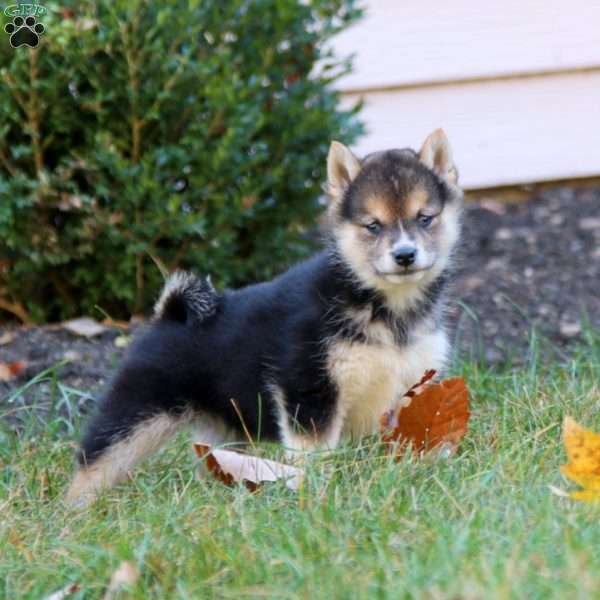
left=66, top=129, right=463, bottom=506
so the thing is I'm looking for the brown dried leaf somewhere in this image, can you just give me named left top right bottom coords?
left=101, top=317, right=131, bottom=330
left=380, top=369, right=437, bottom=430
left=0, top=360, right=26, bottom=382
left=380, top=374, right=470, bottom=456
left=103, top=561, right=140, bottom=600
left=193, top=443, right=303, bottom=491
left=62, top=317, right=107, bottom=338
left=0, top=331, right=15, bottom=345
left=44, top=584, right=79, bottom=600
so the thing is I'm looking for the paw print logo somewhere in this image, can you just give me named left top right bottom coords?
left=4, top=15, right=45, bottom=48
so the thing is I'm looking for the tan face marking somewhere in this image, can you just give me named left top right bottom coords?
left=402, top=186, right=430, bottom=220
left=365, top=194, right=395, bottom=225
left=363, top=185, right=436, bottom=227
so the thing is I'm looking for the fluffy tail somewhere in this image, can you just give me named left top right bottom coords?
left=154, top=271, right=219, bottom=324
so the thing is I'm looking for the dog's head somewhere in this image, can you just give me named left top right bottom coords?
left=326, top=129, right=463, bottom=294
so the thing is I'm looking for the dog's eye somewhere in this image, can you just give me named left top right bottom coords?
left=417, top=214, right=434, bottom=228
left=364, top=220, right=382, bottom=234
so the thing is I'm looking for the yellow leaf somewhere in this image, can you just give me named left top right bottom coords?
left=561, top=416, right=600, bottom=502
left=560, top=465, right=600, bottom=491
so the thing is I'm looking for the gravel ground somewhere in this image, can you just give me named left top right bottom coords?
left=451, top=184, right=599, bottom=363
left=1, top=184, right=599, bottom=419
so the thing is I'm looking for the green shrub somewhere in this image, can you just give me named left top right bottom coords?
left=0, top=0, right=362, bottom=322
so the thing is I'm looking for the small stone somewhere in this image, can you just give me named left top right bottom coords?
left=484, top=347, right=504, bottom=363
left=486, top=258, right=505, bottom=271
left=484, top=321, right=499, bottom=335
left=462, top=275, right=485, bottom=291
left=479, top=199, right=506, bottom=215
left=559, top=321, right=581, bottom=338
left=495, top=228, right=513, bottom=240
left=492, top=293, right=505, bottom=306
left=578, top=217, right=600, bottom=231
left=63, top=350, right=82, bottom=362
left=114, top=335, right=131, bottom=348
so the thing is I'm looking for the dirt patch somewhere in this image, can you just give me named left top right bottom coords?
left=0, top=324, right=136, bottom=425
left=451, top=185, right=599, bottom=363
left=1, top=184, right=599, bottom=418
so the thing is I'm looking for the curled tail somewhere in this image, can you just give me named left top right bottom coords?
left=154, top=271, right=219, bottom=324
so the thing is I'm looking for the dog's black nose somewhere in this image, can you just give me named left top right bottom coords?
left=392, top=246, right=416, bottom=267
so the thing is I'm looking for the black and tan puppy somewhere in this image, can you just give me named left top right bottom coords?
left=67, top=129, right=463, bottom=506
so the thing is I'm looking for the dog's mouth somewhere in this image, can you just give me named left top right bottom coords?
left=375, top=266, right=433, bottom=283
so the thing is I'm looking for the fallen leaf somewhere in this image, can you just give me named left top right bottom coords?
left=62, top=317, right=107, bottom=338
left=103, top=561, right=140, bottom=600
left=44, top=583, right=79, bottom=600
left=0, top=360, right=27, bottom=382
left=101, top=317, right=130, bottom=329
left=560, top=416, right=600, bottom=502
left=479, top=198, right=507, bottom=215
left=193, top=443, right=303, bottom=491
left=380, top=369, right=437, bottom=430
left=380, top=373, right=470, bottom=456
left=0, top=331, right=15, bottom=345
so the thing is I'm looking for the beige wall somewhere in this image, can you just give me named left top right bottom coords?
left=332, top=0, right=600, bottom=189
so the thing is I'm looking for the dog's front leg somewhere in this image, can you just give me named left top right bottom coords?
left=270, top=383, right=343, bottom=463
left=281, top=417, right=344, bottom=464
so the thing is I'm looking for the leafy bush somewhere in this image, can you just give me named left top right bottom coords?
left=0, top=0, right=362, bottom=322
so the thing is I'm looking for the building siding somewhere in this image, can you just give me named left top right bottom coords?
left=333, top=0, right=600, bottom=188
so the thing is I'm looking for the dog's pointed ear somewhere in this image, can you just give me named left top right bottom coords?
left=419, top=129, right=458, bottom=184
left=326, top=141, right=361, bottom=200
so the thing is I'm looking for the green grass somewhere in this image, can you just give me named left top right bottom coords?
left=1, top=330, right=600, bottom=599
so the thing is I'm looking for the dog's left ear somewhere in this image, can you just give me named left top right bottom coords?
left=326, top=141, right=361, bottom=200
left=419, top=129, right=458, bottom=185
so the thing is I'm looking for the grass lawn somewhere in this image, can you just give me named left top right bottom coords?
left=1, top=330, right=600, bottom=599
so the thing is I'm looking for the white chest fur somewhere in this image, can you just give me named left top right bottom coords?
left=327, top=322, right=449, bottom=439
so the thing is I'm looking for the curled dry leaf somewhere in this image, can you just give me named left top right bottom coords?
left=103, top=561, right=140, bottom=600
left=0, top=331, right=15, bottom=345
left=44, top=583, right=79, bottom=600
left=0, top=360, right=27, bottom=382
left=193, top=443, right=303, bottom=492
left=560, top=416, right=600, bottom=502
left=380, top=372, right=470, bottom=456
left=380, top=369, right=437, bottom=430
left=101, top=317, right=131, bottom=330
left=62, top=317, right=107, bottom=338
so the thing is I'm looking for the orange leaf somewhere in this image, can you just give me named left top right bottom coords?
left=380, top=374, right=470, bottom=456
left=380, top=369, right=437, bottom=431
left=193, top=443, right=303, bottom=491
left=0, top=360, right=26, bottom=382
left=560, top=416, right=600, bottom=502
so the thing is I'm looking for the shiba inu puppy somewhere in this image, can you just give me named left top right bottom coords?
left=67, top=129, right=463, bottom=506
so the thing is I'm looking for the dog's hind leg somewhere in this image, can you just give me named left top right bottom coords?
left=65, top=364, right=192, bottom=507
